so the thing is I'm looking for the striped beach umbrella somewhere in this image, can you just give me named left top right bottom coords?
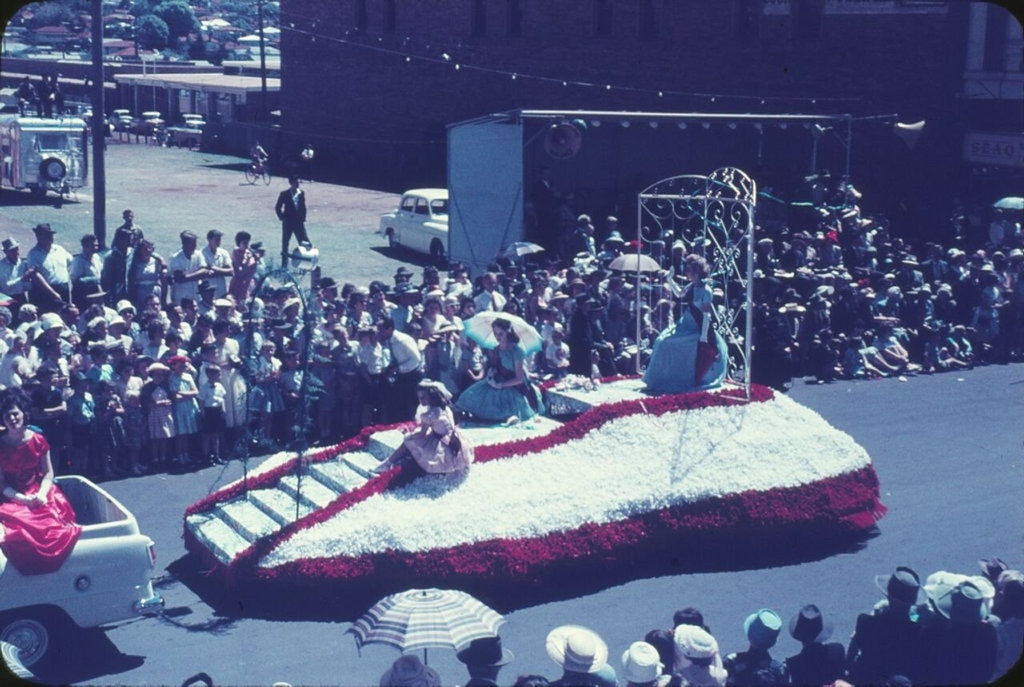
left=346, top=588, right=504, bottom=665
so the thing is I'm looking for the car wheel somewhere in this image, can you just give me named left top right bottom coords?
left=385, top=229, right=397, bottom=249
left=430, top=239, right=446, bottom=264
left=0, top=616, right=50, bottom=668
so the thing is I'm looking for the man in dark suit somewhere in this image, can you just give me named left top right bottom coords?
left=274, top=176, right=309, bottom=265
left=784, top=604, right=846, bottom=686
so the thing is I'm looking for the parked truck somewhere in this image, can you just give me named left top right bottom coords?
left=0, top=114, right=88, bottom=199
left=0, top=475, right=163, bottom=668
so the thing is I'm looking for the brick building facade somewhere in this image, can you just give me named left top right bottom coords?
left=278, top=1, right=1018, bottom=238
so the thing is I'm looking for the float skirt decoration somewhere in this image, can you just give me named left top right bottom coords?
left=184, top=382, right=885, bottom=589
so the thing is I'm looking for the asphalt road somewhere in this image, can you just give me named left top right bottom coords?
left=0, top=138, right=419, bottom=287
left=3, top=143, right=1023, bottom=686
left=7, top=363, right=1021, bottom=687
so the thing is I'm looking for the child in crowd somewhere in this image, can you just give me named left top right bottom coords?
left=199, top=364, right=227, bottom=464
left=356, top=326, right=385, bottom=426
left=94, top=380, right=126, bottom=477
left=544, top=323, right=571, bottom=379
left=457, top=338, right=485, bottom=393
left=66, top=372, right=96, bottom=475
left=123, top=391, right=147, bottom=475
left=252, top=340, right=284, bottom=445
left=144, top=362, right=174, bottom=468
left=168, top=355, right=201, bottom=466
left=279, top=347, right=304, bottom=442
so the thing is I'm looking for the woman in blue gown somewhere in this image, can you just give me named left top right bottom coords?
left=643, top=253, right=728, bottom=393
left=455, top=318, right=543, bottom=423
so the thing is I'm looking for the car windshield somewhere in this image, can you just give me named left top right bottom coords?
left=35, top=133, right=73, bottom=151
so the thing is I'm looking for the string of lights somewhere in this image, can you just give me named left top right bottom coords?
left=276, top=11, right=861, bottom=109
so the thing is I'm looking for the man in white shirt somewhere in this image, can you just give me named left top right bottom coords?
left=169, top=230, right=212, bottom=307
left=0, top=238, right=28, bottom=304
left=377, top=318, right=422, bottom=422
left=200, top=229, right=234, bottom=298
left=69, top=233, right=103, bottom=308
left=473, top=271, right=507, bottom=313
left=24, top=223, right=73, bottom=313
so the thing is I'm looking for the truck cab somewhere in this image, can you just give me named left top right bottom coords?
left=0, top=114, right=88, bottom=199
left=0, top=476, right=162, bottom=668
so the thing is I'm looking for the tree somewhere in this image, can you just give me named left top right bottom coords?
left=21, top=2, right=74, bottom=29
left=135, top=14, right=169, bottom=49
left=155, top=1, right=199, bottom=44
left=130, top=0, right=160, bottom=17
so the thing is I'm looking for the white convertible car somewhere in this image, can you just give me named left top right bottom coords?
left=378, top=188, right=449, bottom=263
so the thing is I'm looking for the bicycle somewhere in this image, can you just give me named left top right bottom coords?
left=244, top=158, right=271, bottom=185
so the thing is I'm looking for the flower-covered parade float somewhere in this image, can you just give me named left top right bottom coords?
left=183, top=378, right=885, bottom=598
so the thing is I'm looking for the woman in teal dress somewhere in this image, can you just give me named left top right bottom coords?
left=643, top=253, right=728, bottom=393
left=455, top=318, right=544, bottom=423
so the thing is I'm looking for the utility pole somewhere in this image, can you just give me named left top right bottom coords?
left=91, top=0, right=106, bottom=247
left=257, top=0, right=268, bottom=121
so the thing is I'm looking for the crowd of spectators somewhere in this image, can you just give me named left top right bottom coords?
left=171, top=558, right=1021, bottom=686
left=0, top=173, right=1019, bottom=479
left=369, top=558, right=1022, bottom=686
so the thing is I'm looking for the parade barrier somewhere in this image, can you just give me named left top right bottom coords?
left=183, top=380, right=884, bottom=598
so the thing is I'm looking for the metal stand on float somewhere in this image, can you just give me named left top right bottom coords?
left=236, top=250, right=322, bottom=519
left=634, top=166, right=756, bottom=401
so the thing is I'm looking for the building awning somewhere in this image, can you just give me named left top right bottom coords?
left=113, top=72, right=280, bottom=96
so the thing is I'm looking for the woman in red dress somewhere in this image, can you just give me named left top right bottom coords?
left=0, top=389, right=81, bottom=575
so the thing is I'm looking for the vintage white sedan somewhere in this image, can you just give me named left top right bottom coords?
left=378, top=188, right=449, bottom=263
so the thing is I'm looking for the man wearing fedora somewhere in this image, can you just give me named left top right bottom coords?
left=846, top=565, right=924, bottom=684
left=783, top=604, right=846, bottom=686
left=0, top=237, right=29, bottom=308
left=24, top=223, right=73, bottom=313
left=455, top=635, right=513, bottom=686
left=722, top=608, right=788, bottom=687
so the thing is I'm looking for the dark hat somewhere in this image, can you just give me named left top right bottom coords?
left=456, top=636, right=514, bottom=667
left=394, top=266, right=415, bottom=280
left=33, top=223, right=56, bottom=234
left=318, top=276, right=338, bottom=290
left=788, top=604, right=833, bottom=644
left=1, top=238, right=19, bottom=252
left=198, top=280, right=216, bottom=292
left=875, top=566, right=921, bottom=606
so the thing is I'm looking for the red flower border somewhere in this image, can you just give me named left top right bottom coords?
left=183, top=381, right=885, bottom=587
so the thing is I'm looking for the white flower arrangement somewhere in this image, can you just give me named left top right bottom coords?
left=261, top=393, right=872, bottom=569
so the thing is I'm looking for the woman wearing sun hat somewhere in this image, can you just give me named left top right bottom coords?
left=722, top=609, right=788, bottom=686
left=545, top=625, right=617, bottom=687
left=378, top=654, right=441, bottom=687
left=620, top=640, right=670, bottom=687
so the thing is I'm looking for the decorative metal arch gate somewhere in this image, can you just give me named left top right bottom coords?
left=634, top=167, right=756, bottom=400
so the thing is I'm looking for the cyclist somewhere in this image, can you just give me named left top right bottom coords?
left=250, top=141, right=268, bottom=174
